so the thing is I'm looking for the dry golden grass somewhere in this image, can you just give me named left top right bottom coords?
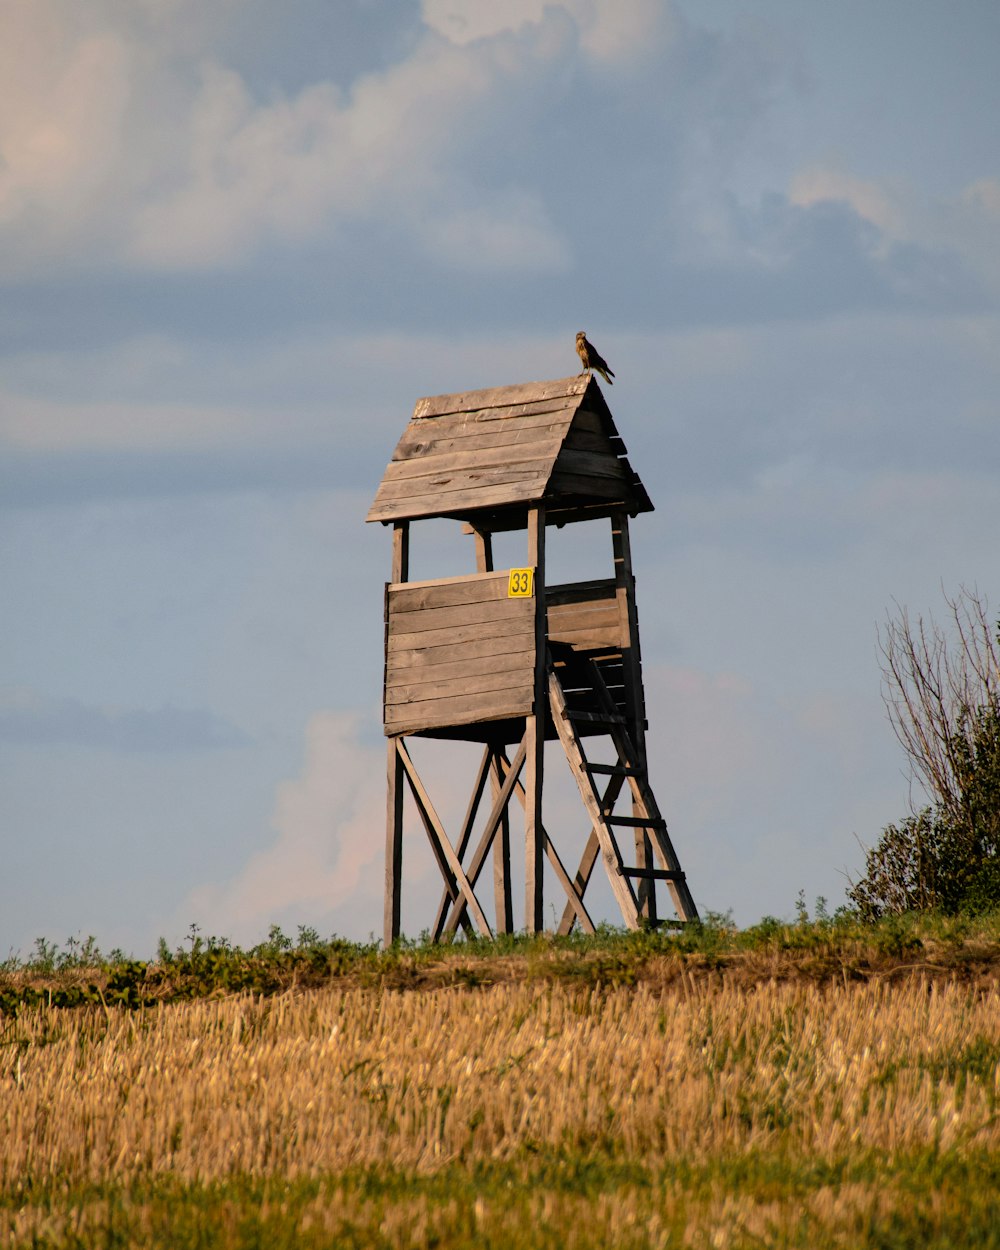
left=2, top=947, right=999, bottom=1247
left=3, top=977, right=998, bottom=1182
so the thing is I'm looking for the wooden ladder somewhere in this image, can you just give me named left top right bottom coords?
left=547, top=650, right=699, bottom=930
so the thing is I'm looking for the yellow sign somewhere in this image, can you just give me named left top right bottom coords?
left=507, top=568, right=534, bottom=598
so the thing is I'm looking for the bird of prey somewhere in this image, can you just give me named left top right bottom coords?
left=576, top=331, right=614, bottom=385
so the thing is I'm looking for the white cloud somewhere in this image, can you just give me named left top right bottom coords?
left=789, top=165, right=1000, bottom=293
left=0, top=20, right=131, bottom=245
left=789, top=166, right=905, bottom=240
left=422, top=0, right=673, bottom=66
left=127, top=32, right=578, bottom=272
left=181, top=712, right=387, bottom=941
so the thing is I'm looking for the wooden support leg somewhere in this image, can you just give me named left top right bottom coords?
left=383, top=522, right=409, bottom=947
left=635, top=829, right=656, bottom=926
left=491, top=749, right=514, bottom=934
left=525, top=506, right=546, bottom=932
left=384, top=736, right=404, bottom=947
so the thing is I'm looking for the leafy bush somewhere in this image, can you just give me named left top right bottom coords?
left=851, top=631, right=1000, bottom=920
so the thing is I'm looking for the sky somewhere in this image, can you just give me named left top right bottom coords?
left=2, top=0, right=998, bottom=957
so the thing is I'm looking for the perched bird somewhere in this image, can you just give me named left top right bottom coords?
left=575, top=331, right=614, bottom=385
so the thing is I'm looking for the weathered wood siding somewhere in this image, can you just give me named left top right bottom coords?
left=384, top=571, right=536, bottom=736
left=367, top=382, right=587, bottom=525
left=366, top=375, right=652, bottom=526
left=548, top=409, right=632, bottom=501
left=545, top=578, right=625, bottom=651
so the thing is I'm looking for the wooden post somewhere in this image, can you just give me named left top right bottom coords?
left=525, top=505, right=546, bottom=932
left=471, top=526, right=513, bottom=934
left=612, top=511, right=656, bottom=924
left=384, top=521, right=409, bottom=946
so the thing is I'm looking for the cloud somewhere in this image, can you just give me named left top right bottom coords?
left=0, top=25, right=130, bottom=226
left=0, top=687, right=250, bottom=751
left=422, top=0, right=674, bottom=66
left=789, top=167, right=905, bottom=241
left=788, top=164, right=1000, bottom=302
left=126, top=27, right=575, bottom=273
left=180, top=712, right=388, bottom=941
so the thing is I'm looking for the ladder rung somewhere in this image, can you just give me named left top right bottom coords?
left=587, top=763, right=634, bottom=776
left=607, top=815, right=667, bottom=829
left=621, top=868, right=685, bottom=882
left=564, top=709, right=625, bottom=727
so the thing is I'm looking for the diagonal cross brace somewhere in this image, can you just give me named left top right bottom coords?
left=431, top=745, right=494, bottom=939
left=441, top=736, right=528, bottom=938
left=396, top=738, right=493, bottom=938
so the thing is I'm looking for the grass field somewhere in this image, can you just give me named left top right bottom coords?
left=1, top=915, right=999, bottom=1248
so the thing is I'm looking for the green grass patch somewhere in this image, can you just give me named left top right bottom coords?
left=3, top=911, right=1000, bottom=1015
left=5, top=1149, right=1000, bottom=1250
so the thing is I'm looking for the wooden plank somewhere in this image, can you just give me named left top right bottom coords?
left=387, top=646, right=534, bottom=686
left=367, top=477, right=547, bottom=524
left=550, top=631, right=625, bottom=651
left=385, top=687, right=534, bottom=732
left=547, top=603, right=621, bottom=631
left=389, top=571, right=513, bottom=613
left=568, top=409, right=607, bottom=436
left=554, top=448, right=629, bottom=481
left=394, top=408, right=576, bottom=455
left=395, top=424, right=571, bottom=463
left=388, top=619, right=534, bottom=654
left=389, top=569, right=509, bottom=594
left=388, top=632, right=534, bottom=671
left=381, top=435, right=564, bottom=485
left=387, top=666, right=534, bottom=707
left=547, top=469, right=634, bottom=501
left=562, top=427, right=625, bottom=456
left=411, top=396, right=579, bottom=428
left=545, top=578, right=617, bottom=607
left=548, top=625, right=625, bottom=650
left=548, top=626, right=623, bottom=649
left=374, top=463, right=546, bottom=502
left=413, top=376, right=586, bottom=419
left=387, top=595, right=531, bottom=636
left=548, top=624, right=623, bottom=647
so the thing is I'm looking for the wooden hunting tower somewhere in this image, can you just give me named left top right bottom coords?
left=367, top=374, right=698, bottom=944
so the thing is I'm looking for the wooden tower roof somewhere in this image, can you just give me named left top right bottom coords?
left=366, top=374, right=653, bottom=531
